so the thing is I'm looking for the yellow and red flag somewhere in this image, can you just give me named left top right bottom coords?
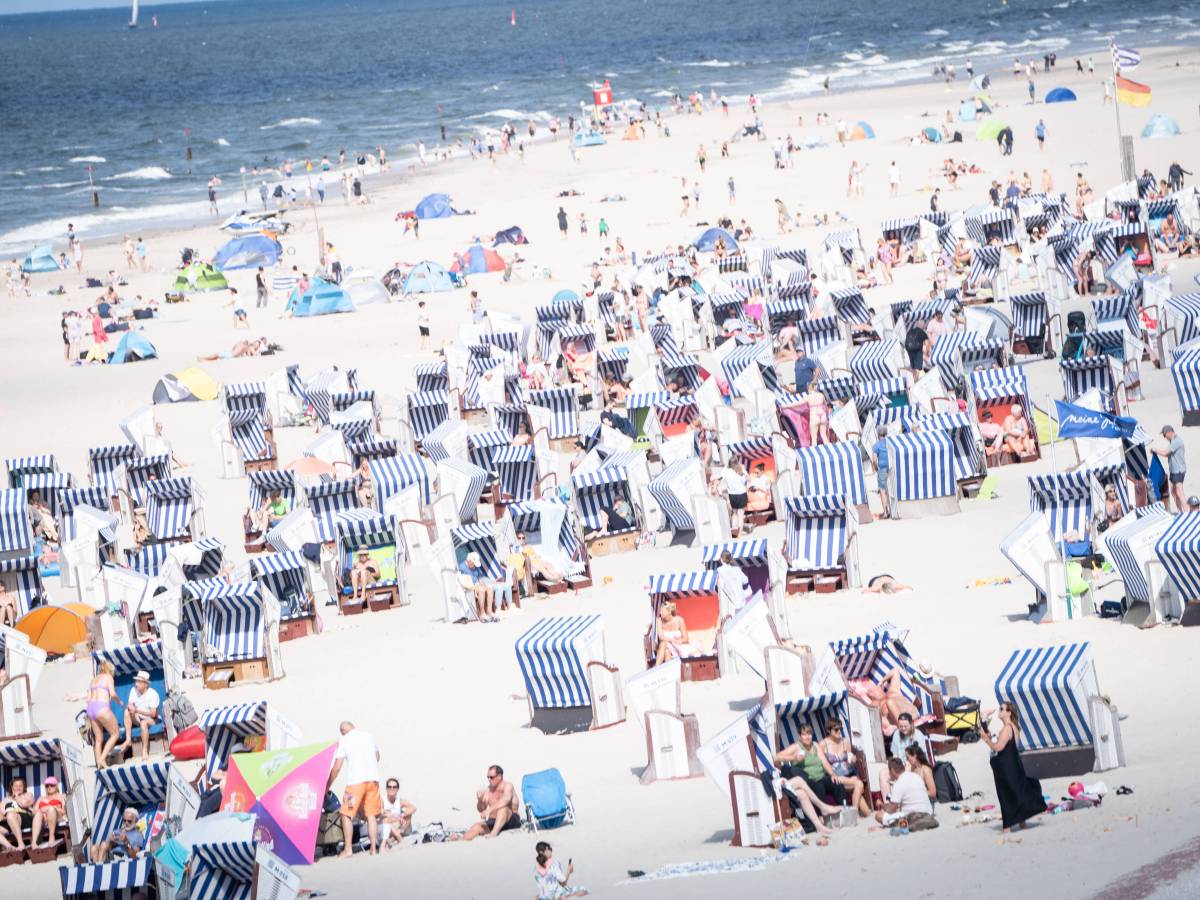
left=1115, top=76, right=1151, bottom=107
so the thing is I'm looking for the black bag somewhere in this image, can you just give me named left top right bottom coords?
left=933, top=761, right=963, bottom=804
left=164, top=688, right=198, bottom=734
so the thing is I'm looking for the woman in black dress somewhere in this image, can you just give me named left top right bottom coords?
left=979, top=702, right=1045, bottom=833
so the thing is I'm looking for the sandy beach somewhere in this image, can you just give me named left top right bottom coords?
left=4, top=42, right=1200, bottom=900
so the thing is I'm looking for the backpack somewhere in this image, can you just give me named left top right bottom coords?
left=164, top=688, right=198, bottom=734
left=933, top=761, right=963, bottom=803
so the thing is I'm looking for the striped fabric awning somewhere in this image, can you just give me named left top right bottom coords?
left=647, top=570, right=718, bottom=596
left=1154, top=512, right=1200, bottom=601
left=249, top=550, right=307, bottom=607
left=968, top=245, right=1003, bottom=286
left=1104, top=511, right=1171, bottom=604
left=0, top=488, right=32, bottom=553
left=887, top=432, right=957, bottom=501
left=1060, top=356, right=1118, bottom=408
left=414, top=359, right=450, bottom=392
left=125, top=453, right=171, bottom=503
left=189, top=840, right=258, bottom=900
left=724, top=436, right=773, bottom=463
left=830, top=288, right=872, bottom=324
left=849, top=339, right=901, bottom=382
left=994, top=643, right=1095, bottom=751
left=784, top=494, right=848, bottom=570
left=528, top=387, right=579, bottom=439
left=795, top=442, right=867, bottom=506
left=514, top=615, right=603, bottom=710
left=794, top=316, right=842, bottom=355
left=145, top=476, right=194, bottom=541
left=1171, top=346, right=1200, bottom=415
left=1165, top=294, right=1200, bottom=346
left=776, top=691, right=852, bottom=745
left=507, top=498, right=581, bottom=562
left=89, top=759, right=171, bottom=848
left=720, top=341, right=777, bottom=397
left=766, top=296, right=809, bottom=333
left=92, top=641, right=163, bottom=678
left=60, top=858, right=154, bottom=897
left=369, top=453, right=432, bottom=507
left=305, top=477, right=359, bottom=541
left=648, top=458, right=698, bottom=532
left=4, top=454, right=57, bottom=488
left=0, top=555, right=43, bottom=618
left=247, top=469, right=295, bottom=512
left=701, top=538, right=769, bottom=567
left=88, top=443, right=140, bottom=493
left=407, top=390, right=450, bottom=442
left=626, top=391, right=671, bottom=412
left=968, top=365, right=1029, bottom=403
left=450, top=520, right=503, bottom=579
left=198, top=701, right=268, bottom=783
left=1009, top=292, right=1048, bottom=340
left=203, top=582, right=265, bottom=663
left=654, top=396, right=698, bottom=427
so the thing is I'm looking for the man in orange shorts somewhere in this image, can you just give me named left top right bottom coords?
left=326, top=720, right=382, bottom=857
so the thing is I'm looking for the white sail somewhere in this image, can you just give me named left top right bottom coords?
left=129, top=0, right=139, bottom=28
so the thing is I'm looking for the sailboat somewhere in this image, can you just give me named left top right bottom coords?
left=129, top=0, right=139, bottom=29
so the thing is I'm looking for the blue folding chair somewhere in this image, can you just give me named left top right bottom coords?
left=521, top=768, right=575, bottom=831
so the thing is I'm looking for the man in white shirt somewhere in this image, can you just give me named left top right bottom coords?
left=120, top=670, right=160, bottom=762
left=327, top=721, right=382, bottom=857
left=875, top=758, right=934, bottom=826
left=715, top=550, right=753, bottom=614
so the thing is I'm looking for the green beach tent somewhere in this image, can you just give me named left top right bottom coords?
left=173, top=262, right=228, bottom=293
left=976, top=120, right=1009, bottom=142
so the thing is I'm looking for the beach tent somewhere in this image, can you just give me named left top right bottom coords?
left=172, top=262, right=228, bottom=293
left=152, top=367, right=219, bottom=403
left=212, top=233, right=282, bottom=271
left=975, top=95, right=995, bottom=114
left=415, top=193, right=453, bottom=219
left=342, top=271, right=390, bottom=306
left=16, top=602, right=93, bottom=654
left=848, top=121, right=875, bottom=140
left=1141, top=114, right=1181, bottom=139
left=493, top=226, right=529, bottom=246
left=109, top=330, right=157, bottom=364
left=21, top=245, right=59, bottom=273
left=573, top=130, right=606, bottom=147
left=921, top=126, right=943, bottom=143
left=694, top=227, right=739, bottom=253
left=1044, top=87, right=1077, bottom=104
left=450, top=243, right=505, bottom=274
left=402, top=260, right=455, bottom=294
left=958, top=99, right=977, bottom=122
left=287, top=278, right=354, bottom=317
left=976, top=120, right=1008, bottom=142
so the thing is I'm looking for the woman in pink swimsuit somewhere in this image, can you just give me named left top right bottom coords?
left=87, top=661, right=122, bottom=769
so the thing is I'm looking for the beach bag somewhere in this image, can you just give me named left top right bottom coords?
left=933, top=761, right=963, bottom=804
left=164, top=689, right=198, bottom=734
left=944, top=697, right=981, bottom=735
left=169, top=725, right=205, bottom=761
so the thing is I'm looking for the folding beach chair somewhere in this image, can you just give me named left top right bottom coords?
left=521, top=768, right=575, bottom=831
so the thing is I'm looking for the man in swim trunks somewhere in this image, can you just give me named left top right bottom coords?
left=864, top=668, right=920, bottom=730
left=2, top=778, right=35, bottom=850
left=458, top=765, right=520, bottom=840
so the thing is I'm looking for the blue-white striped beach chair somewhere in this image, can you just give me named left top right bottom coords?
left=1027, top=467, right=1127, bottom=547
left=304, top=478, right=359, bottom=542
left=406, top=390, right=451, bottom=445
left=227, top=410, right=276, bottom=471
left=493, top=445, right=541, bottom=503
left=707, top=292, right=746, bottom=330
left=515, top=614, right=607, bottom=733
left=645, top=571, right=722, bottom=681
left=0, top=488, right=35, bottom=559
left=881, top=216, right=921, bottom=255
left=336, top=508, right=403, bottom=612
left=200, top=581, right=280, bottom=686
left=765, top=295, right=810, bottom=336
left=61, top=760, right=175, bottom=898
left=719, top=341, right=778, bottom=397
left=436, top=458, right=489, bottom=523
left=20, top=472, right=73, bottom=522
left=468, top=429, right=511, bottom=479
left=967, top=206, right=1019, bottom=249
left=696, top=703, right=782, bottom=847
left=1162, top=293, right=1200, bottom=354
left=794, top=442, right=869, bottom=516
left=249, top=549, right=316, bottom=639
left=830, top=287, right=873, bottom=327
left=419, top=418, right=468, bottom=465
left=528, top=387, right=579, bottom=443
left=304, top=367, right=357, bottom=427
left=1060, top=355, right=1122, bottom=412
left=884, top=431, right=960, bottom=517
left=144, top=477, right=198, bottom=543
left=123, top=453, right=172, bottom=508
left=658, top=348, right=702, bottom=392
left=346, top=435, right=397, bottom=468
left=928, top=332, right=1006, bottom=392
left=1170, top=344, right=1200, bottom=425
left=646, top=457, right=705, bottom=540
left=573, top=466, right=639, bottom=555
left=848, top=338, right=904, bottom=383
left=966, top=243, right=1004, bottom=292
left=794, top=315, right=843, bottom=356
left=125, top=543, right=171, bottom=578
left=449, top=520, right=505, bottom=582
left=0, top=738, right=89, bottom=856
left=184, top=838, right=260, bottom=900
left=1009, top=291, right=1057, bottom=355
left=624, top=391, right=670, bottom=447
left=782, top=494, right=860, bottom=591
left=994, top=643, right=1125, bottom=774
left=4, top=455, right=58, bottom=489
left=91, top=641, right=175, bottom=753
left=1101, top=508, right=1173, bottom=620
left=413, top=359, right=450, bottom=393
left=197, top=700, right=286, bottom=786
left=597, top=345, right=630, bottom=381
left=967, top=364, right=1038, bottom=463
left=87, top=444, right=139, bottom=503
left=505, top=497, right=590, bottom=590
left=242, top=470, right=297, bottom=551
left=1153, top=512, right=1200, bottom=624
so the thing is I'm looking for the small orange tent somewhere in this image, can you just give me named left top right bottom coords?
left=16, top=603, right=93, bottom=655
left=623, top=122, right=641, bottom=141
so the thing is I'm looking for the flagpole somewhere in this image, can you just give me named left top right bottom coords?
left=1108, top=40, right=1125, bottom=159
left=1047, top=394, right=1064, bottom=555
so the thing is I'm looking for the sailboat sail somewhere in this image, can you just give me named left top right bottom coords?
left=129, top=0, right=139, bottom=28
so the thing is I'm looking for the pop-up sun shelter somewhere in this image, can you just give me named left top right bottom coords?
left=287, top=278, right=354, bottom=317
left=172, top=262, right=228, bottom=293
left=1044, top=87, right=1077, bottom=103
left=415, top=193, right=454, bottom=219
left=450, top=243, right=505, bottom=274
left=1141, top=113, right=1181, bottom=139
left=22, top=245, right=59, bottom=273
left=213, top=233, right=283, bottom=271
left=108, top=330, right=157, bottom=365
left=402, top=260, right=455, bottom=294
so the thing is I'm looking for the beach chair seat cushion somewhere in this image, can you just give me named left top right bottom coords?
left=113, top=671, right=167, bottom=743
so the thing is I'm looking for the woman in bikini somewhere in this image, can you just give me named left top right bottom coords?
left=806, top=385, right=830, bottom=445
left=653, top=601, right=691, bottom=665
left=819, top=719, right=872, bottom=817
left=87, top=661, right=123, bottom=768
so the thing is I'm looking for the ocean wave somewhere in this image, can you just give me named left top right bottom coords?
left=216, top=137, right=231, bottom=146
left=650, top=89, right=674, bottom=97
left=862, top=54, right=889, bottom=66
left=842, top=51, right=864, bottom=61
left=0, top=199, right=208, bottom=254
left=70, top=155, right=106, bottom=163
left=683, top=59, right=742, bottom=68
left=260, top=117, right=321, bottom=130
left=924, top=28, right=949, bottom=36
left=107, top=166, right=173, bottom=181
left=466, top=108, right=554, bottom=122
left=34, top=166, right=63, bottom=172
left=603, top=72, right=620, bottom=78
left=10, top=171, right=26, bottom=177
left=483, top=84, right=500, bottom=92
left=24, top=180, right=88, bottom=190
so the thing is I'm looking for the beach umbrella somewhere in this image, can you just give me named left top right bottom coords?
left=976, top=120, right=1008, bottom=142
left=285, top=457, right=335, bottom=477
left=921, top=127, right=943, bottom=143
left=553, top=289, right=580, bottom=304
left=1141, top=114, right=1181, bottom=139
left=693, top=227, right=739, bottom=252
left=16, top=603, right=93, bottom=654
left=152, top=367, right=219, bottom=403
left=1044, top=87, right=1077, bottom=104
left=849, top=121, right=875, bottom=140
left=220, top=742, right=338, bottom=864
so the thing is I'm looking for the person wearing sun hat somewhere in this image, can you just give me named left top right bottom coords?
left=119, top=670, right=160, bottom=763
left=350, top=545, right=381, bottom=606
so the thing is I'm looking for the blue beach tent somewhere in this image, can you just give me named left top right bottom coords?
left=694, top=227, right=739, bottom=252
left=416, top=193, right=453, bottom=219
left=287, top=278, right=355, bottom=316
left=109, top=331, right=157, bottom=364
left=22, top=245, right=59, bottom=273
left=1044, top=87, right=1077, bottom=104
left=552, top=289, right=580, bottom=304
left=1141, top=114, right=1181, bottom=139
left=922, top=126, right=943, bottom=143
left=573, top=130, right=606, bottom=147
left=213, top=233, right=283, bottom=271
left=958, top=100, right=977, bottom=122
left=402, top=260, right=455, bottom=294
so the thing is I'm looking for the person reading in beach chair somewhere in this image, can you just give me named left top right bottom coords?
left=457, top=765, right=520, bottom=840
left=350, top=546, right=381, bottom=605
left=89, top=806, right=145, bottom=863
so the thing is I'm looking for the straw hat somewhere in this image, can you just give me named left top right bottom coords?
left=358, top=546, right=370, bottom=555
left=916, top=660, right=935, bottom=680
left=134, top=670, right=151, bottom=683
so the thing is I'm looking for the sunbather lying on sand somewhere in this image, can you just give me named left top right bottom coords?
left=197, top=337, right=269, bottom=361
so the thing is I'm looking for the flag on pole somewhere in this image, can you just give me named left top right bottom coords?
left=1111, top=45, right=1141, bottom=73
left=1115, top=75, right=1151, bottom=107
left=1053, top=399, right=1139, bottom=440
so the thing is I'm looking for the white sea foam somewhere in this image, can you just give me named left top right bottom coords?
left=69, top=155, right=106, bottom=163
left=683, top=59, right=741, bottom=67
left=260, top=117, right=321, bottom=129
left=466, top=108, right=554, bottom=122
left=924, top=28, right=949, bottom=36
left=107, top=166, right=173, bottom=181
left=25, top=180, right=88, bottom=190
left=10, top=171, right=26, bottom=177
left=34, top=166, right=62, bottom=172
left=216, top=137, right=231, bottom=146
left=0, top=200, right=208, bottom=256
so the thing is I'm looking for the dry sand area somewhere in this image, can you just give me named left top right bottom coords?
left=4, top=46, right=1200, bottom=900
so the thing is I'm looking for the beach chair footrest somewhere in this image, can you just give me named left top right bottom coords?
left=539, top=579, right=568, bottom=595
left=813, top=576, right=842, bottom=594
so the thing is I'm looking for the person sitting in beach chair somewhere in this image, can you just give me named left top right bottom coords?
left=27, top=492, right=59, bottom=543
left=89, top=806, right=145, bottom=863
left=746, top=463, right=773, bottom=514
left=1155, top=214, right=1182, bottom=254
left=1002, top=405, right=1036, bottom=458
left=252, top=490, right=289, bottom=536
left=508, top=532, right=563, bottom=595
left=583, top=496, right=634, bottom=540
left=350, top=546, right=381, bottom=605
left=458, top=552, right=496, bottom=622
left=978, top=410, right=1006, bottom=465
left=1, top=778, right=37, bottom=851
left=652, top=601, right=695, bottom=665
left=457, top=765, right=520, bottom=841
left=117, top=670, right=160, bottom=764
left=862, top=669, right=920, bottom=732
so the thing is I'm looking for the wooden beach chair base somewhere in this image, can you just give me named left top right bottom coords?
left=538, top=578, right=568, bottom=595
left=585, top=531, right=637, bottom=557
left=0, top=848, right=26, bottom=868
left=203, top=659, right=269, bottom=689
left=243, top=456, right=278, bottom=474
left=813, top=575, right=842, bottom=594
left=339, top=595, right=366, bottom=616
left=27, top=838, right=65, bottom=865
left=786, top=576, right=813, bottom=595
left=549, top=437, right=579, bottom=454
left=567, top=573, right=592, bottom=591
left=680, top=654, right=719, bottom=682
left=958, top=476, right=985, bottom=499
left=366, top=584, right=400, bottom=611
left=279, top=615, right=317, bottom=642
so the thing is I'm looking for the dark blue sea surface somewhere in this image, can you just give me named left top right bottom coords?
left=1, top=0, right=1196, bottom=251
